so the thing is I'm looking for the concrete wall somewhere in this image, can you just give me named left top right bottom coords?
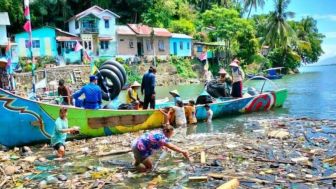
left=15, top=27, right=57, bottom=58
left=14, top=65, right=91, bottom=94
left=117, top=35, right=137, bottom=56
left=141, top=37, right=170, bottom=58
left=68, top=20, right=80, bottom=35
left=170, top=38, right=192, bottom=57
left=0, top=25, right=8, bottom=45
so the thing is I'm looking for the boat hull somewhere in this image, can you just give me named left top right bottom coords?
left=0, top=88, right=287, bottom=147
left=195, top=89, right=288, bottom=120
left=0, top=89, right=164, bottom=147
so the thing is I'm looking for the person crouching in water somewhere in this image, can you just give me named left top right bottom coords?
left=51, top=107, right=79, bottom=158
left=131, top=124, right=190, bottom=172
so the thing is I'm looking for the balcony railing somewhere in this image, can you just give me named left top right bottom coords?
left=81, top=27, right=99, bottom=33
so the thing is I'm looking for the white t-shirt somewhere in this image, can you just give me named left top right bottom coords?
left=173, top=106, right=187, bottom=126
left=207, top=109, right=213, bottom=123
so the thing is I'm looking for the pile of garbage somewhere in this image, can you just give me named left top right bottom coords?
left=1, top=117, right=336, bottom=188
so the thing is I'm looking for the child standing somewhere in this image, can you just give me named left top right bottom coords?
left=204, top=104, right=213, bottom=123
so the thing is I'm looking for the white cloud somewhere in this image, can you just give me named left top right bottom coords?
left=324, top=32, right=336, bottom=38
left=309, top=14, right=336, bottom=21
left=320, top=44, right=336, bottom=61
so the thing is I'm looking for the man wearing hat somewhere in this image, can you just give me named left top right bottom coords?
left=217, top=68, right=232, bottom=97
left=126, top=81, right=142, bottom=104
left=218, top=68, right=232, bottom=84
left=73, top=75, right=102, bottom=109
left=230, top=58, right=245, bottom=98
left=169, top=90, right=181, bottom=105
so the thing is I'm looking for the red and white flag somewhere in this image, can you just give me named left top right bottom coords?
left=74, top=41, right=83, bottom=51
left=83, top=51, right=92, bottom=62
left=23, top=20, right=32, bottom=32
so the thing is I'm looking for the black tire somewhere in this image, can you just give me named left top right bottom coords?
left=101, top=88, right=115, bottom=101
left=99, top=64, right=125, bottom=87
left=98, top=69, right=121, bottom=100
left=101, top=60, right=127, bottom=85
left=206, top=80, right=226, bottom=98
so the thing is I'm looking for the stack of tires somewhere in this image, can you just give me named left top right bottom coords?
left=96, top=60, right=127, bottom=101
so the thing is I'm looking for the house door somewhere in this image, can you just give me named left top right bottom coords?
left=173, top=42, right=177, bottom=55
left=137, top=42, right=143, bottom=56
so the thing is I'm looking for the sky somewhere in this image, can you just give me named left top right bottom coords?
left=251, top=0, right=336, bottom=61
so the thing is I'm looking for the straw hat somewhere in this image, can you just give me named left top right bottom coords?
left=49, top=80, right=58, bottom=87
left=169, top=90, right=180, bottom=96
left=131, top=81, right=141, bottom=87
left=218, top=68, right=227, bottom=74
left=229, top=62, right=239, bottom=67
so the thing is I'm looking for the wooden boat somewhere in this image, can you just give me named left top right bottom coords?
left=0, top=84, right=287, bottom=147
left=0, top=88, right=164, bottom=147
left=247, top=67, right=284, bottom=80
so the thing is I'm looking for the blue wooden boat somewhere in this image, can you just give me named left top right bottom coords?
left=247, top=67, right=284, bottom=80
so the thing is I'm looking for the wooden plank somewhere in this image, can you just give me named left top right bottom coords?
left=200, top=151, right=206, bottom=164
left=88, top=114, right=149, bottom=129
left=97, top=149, right=132, bottom=157
left=217, top=178, right=239, bottom=189
left=188, top=176, right=208, bottom=182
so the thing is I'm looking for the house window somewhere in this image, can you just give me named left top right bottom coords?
left=84, top=41, right=88, bottom=49
left=100, top=41, right=109, bottom=49
left=25, top=40, right=40, bottom=48
left=146, top=39, right=152, bottom=51
left=129, top=40, right=134, bottom=48
left=180, top=41, right=183, bottom=50
left=75, top=20, right=79, bottom=29
left=187, top=42, right=190, bottom=50
left=158, top=40, right=165, bottom=51
left=88, top=41, right=92, bottom=50
left=120, top=39, right=124, bottom=42
left=197, top=45, right=203, bottom=52
left=104, top=19, right=109, bottom=28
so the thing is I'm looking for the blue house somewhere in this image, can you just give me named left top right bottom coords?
left=67, top=5, right=120, bottom=59
left=170, top=33, right=192, bottom=57
left=15, top=26, right=81, bottom=64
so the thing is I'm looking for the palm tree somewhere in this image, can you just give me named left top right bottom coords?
left=263, top=0, right=296, bottom=50
left=243, top=0, right=265, bottom=18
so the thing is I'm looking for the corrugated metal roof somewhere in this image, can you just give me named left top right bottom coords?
left=116, top=25, right=136, bottom=35
left=153, top=28, right=171, bottom=37
left=171, top=33, right=192, bottom=39
left=127, top=24, right=152, bottom=36
left=56, top=36, right=81, bottom=41
left=0, top=12, right=10, bottom=25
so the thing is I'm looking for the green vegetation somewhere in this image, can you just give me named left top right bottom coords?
left=170, top=57, right=197, bottom=79
left=1, top=0, right=324, bottom=73
left=123, top=64, right=142, bottom=84
left=19, top=56, right=55, bottom=72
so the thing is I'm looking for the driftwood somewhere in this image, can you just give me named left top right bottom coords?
left=208, top=173, right=273, bottom=184
left=0, top=166, right=8, bottom=188
left=188, top=176, right=208, bottom=182
left=97, top=149, right=132, bottom=157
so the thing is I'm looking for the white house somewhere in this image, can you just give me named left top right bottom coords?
left=67, top=5, right=120, bottom=59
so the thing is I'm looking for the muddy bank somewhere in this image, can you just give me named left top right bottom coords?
left=1, top=117, right=336, bottom=188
